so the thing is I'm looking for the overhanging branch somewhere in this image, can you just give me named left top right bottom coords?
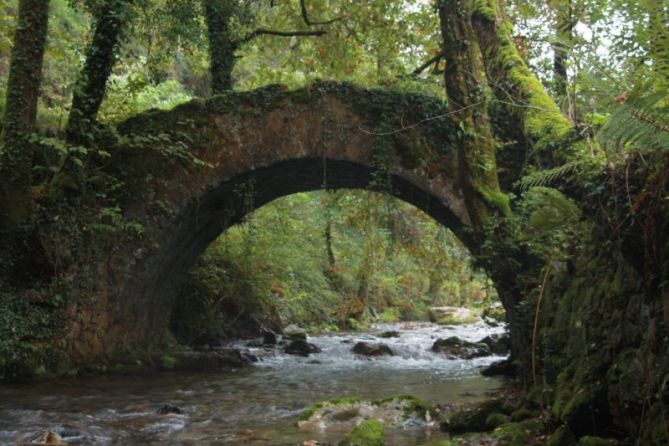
left=300, top=0, right=342, bottom=26
left=239, top=28, right=327, bottom=45
left=412, top=51, right=446, bottom=76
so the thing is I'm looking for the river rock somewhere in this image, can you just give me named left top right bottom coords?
left=432, top=336, right=490, bottom=359
left=478, top=333, right=510, bottom=355
left=285, top=339, right=322, bottom=356
left=428, top=307, right=478, bottom=325
left=339, top=419, right=385, bottom=446
left=482, top=302, right=506, bottom=324
left=298, top=395, right=436, bottom=432
left=352, top=342, right=393, bottom=356
left=19, top=431, right=68, bottom=445
left=284, top=324, right=307, bottom=341
left=481, top=359, right=516, bottom=377
left=263, top=329, right=278, bottom=345
left=379, top=330, right=400, bottom=338
left=157, top=404, right=182, bottom=415
left=167, top=349, right=250, bottom=371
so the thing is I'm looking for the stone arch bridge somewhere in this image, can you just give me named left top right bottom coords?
left=68, top=82, right=492, bottom=360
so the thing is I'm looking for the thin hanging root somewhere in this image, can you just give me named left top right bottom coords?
left=532, top=256, right=552, bottom=386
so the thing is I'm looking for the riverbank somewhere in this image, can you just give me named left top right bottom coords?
left=0, top=322, right=507, bottom=445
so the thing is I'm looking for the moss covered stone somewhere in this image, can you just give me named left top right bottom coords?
left=577, top=436, right=618, bottom=446
left=298, top=396, right=362, bottom=423
left=338, top=420, right=385, bottom=446
left=546, top=426, right=575, bottom=446
left=447, top=399, right=511, bottom=434
left=491, top=419, right=540, bottom=446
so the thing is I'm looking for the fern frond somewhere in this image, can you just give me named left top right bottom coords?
left=598, top=89, right=669, bottom=152
left=514, top=160, right=589, bottom=191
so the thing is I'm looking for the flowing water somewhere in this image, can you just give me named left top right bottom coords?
left=0, top=322, right=506, bottom=445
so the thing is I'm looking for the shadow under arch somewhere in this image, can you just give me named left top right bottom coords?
left=122, top=158, right=481, bottom=344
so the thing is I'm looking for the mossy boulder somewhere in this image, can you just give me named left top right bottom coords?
left=577, top=436, right=618, bottom=446
left=285, top=340, right=322, bottom=356
left=428, top=307, right=478, bottom=325
left=491, top=419, right=540, bottom=446
left=478, top=333, right=510, bottom=355
left=445, top=399, right=511, bottom=433
left=482, top=303, right=506, bottom=322
left=546, top=426, right=575, bottom=446
left=485, top=412, right=509, bottom=429
left=432, top=336, right=490, bottom=359
left=298, top=394, right=436, bottom=432
left=338, top=420, right=385, bottom=446
left=352, top=342, right=393, bottom=357
left=510, top=407, right=534, bottom=422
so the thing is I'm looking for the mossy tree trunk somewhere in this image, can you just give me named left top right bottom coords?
left=0, top=0, right=50, bottom=234
left=472, top=0, right=577, bottom=170
left=438, top=0, right=508, bottom=230
left=203, top=0, right=238, bottom=94
left=65, top=0, right=132, bottom=145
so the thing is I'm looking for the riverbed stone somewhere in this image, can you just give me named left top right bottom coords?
left=157, top=404, right=182, bottom=415
left=444, top=399, right=510, bottom=434
left=298, top=395, right=437, bottom=432
left=432, top=336, right=490, bottom=359
left=338, top=420, right=385, bottom=446
left=352, top=342, right=393, bottom=356
left=285, top=339, right=322, bottom=356
left=481, top=359, right=516, bottom=377
left=478, top=333, right=510, bottom=355
left=284, top=324, right=308, bottom=342
left=379, top=330, right=400, bottom=338
left=263, top=330, right=278, bottom=345
left=428, top=307, right=478, bottom=325
left=19, top=431, right=67, bottom=446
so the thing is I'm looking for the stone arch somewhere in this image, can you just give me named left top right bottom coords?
left=85, top=83, right=484, bottom=357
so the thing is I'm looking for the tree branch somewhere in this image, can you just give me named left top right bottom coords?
left=300, top=0, right=342, bottom=26
left=412, top=51, right=446, bottom=76
left=239, top=28, right=326, bottom=45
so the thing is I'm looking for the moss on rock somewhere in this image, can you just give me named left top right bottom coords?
left=338, top=420, right=385, bottom=446
left=491, top=419, right=540, bottom=446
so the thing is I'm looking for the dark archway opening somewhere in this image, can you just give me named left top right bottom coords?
left=120, top=158, right=488, bottom=345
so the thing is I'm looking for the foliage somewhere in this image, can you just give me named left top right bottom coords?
left=172, top=190, right=496, bottom=339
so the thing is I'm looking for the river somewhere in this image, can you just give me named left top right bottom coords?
left=0, top=321, right=506, bottom=445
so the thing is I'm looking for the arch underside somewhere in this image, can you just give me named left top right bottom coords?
left=121, top=158, right=475, bottom=343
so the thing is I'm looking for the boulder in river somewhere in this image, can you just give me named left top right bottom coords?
left=428, top=307, right=478, bottom=325
left=432, top=336, right=490, bottom=359
left=478, top=333, right=510, bottom=355
left=481, top=359, right=516, bottom=377
left=164, top=349, right=251, bottom=372
left=18, top=431, right=68, bottom=446
left=482, top=302, right=506, bottom=325
left=352, top=342, right=393, bottom=357
left=298, top=395, right=437, bottom=432
left=263, top=329, right=278, bottom=345
left=379, top=330, right=400, bottom=338
left=285, top=339, right=322, bottom=356
left=284, top=324, right=307, bottom=342
left=338, top=419, right=385, bottom=446
left=157, top=404, right=183, bottom=415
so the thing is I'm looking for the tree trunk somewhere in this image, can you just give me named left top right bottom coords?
left=0, top=0, right=50, bottom=232
left=438, top=0, right=508, bottom=230
left=472, top=0, right=576, bottom=171
left=551, top=0, right=576, bottom=119
left=65, top=0, right=130, bottom=145
left=203, top=0, right=238, bottom=94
